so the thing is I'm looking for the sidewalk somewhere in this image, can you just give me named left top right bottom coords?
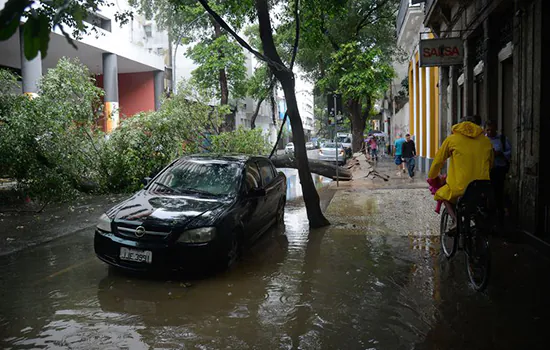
left=322, top=154, right=549, bottom=289
left=325, top=154, right=440, bottom=237
left=0, top=193, right=128, bottom=256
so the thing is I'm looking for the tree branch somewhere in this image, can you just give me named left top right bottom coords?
left=290, top=0, right=300, bottom=70
left=320, top=10, right=339, bottom=51
left=196, top=0, right=290, bottom=72
left=355, top=0, right=391, bottom=37
left=269, top=111, right=288, bottom=159
left=250, top=96, right=266, bottom=129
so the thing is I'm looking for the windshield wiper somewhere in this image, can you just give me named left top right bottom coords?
left=179, top=188, right=216, bottom=196
left=152, top=182, right=184, bottom=195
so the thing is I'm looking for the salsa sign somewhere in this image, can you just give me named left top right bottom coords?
left=419, top=38, right=464, bottom=67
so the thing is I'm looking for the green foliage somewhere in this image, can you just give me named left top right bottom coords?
left=187, top=35, right=247, bottom=100
left=0, top=62, right=263, bottom=202
left=320, top=43, right=395, bottom=101
left=210, top=127, right=269, bottom=155
left=0, top=58, right=104, bottom=202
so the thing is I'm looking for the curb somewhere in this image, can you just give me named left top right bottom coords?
left=0, top=222, right=96, bottom=257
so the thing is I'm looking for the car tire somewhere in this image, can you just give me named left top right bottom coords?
left=275, top=198, right=286, bottom=227
left=219, top=231, right=242, bottom=270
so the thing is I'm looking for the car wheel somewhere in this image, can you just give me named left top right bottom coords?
left=276, top=198, right=286, bottom=227
left=221, top=231, right=242, bottom=270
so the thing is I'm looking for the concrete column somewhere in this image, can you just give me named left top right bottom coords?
left=439, top=67, right=450, bottom=140
left=154, top=70, right=164, bottom=111
left=419, top=65, right=425, bottom=171
left=483, top=17, right=498, bottom=123
left=412, top=58, right=418, bottom=138
left=102, top=53, right=119, bottom=133
left=426, top=66, right=431, bottom=162
left=463, top=38, right=475, bottom=116
left=19, top=27, right=42, bottom=97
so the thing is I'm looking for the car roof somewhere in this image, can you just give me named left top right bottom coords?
left=182, top=154, right=272, bottom=164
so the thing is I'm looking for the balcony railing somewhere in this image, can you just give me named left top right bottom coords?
left=396, top=0, right=424, bottom=37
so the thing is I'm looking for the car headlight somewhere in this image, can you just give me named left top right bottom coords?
left=177, top=227, right=216, bottom=243
left=97, top=213, right=112, bottom=233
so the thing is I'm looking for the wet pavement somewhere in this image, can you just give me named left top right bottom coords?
left=1, top=158, right=550, bottom=349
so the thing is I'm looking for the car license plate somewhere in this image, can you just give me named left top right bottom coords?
left=120, top=247, right=152, bottom=263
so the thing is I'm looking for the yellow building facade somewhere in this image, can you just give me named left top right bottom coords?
left=407, top=33, right=440, bottom=173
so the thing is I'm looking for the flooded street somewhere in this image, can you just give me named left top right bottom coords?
left=1, top=180, right=550, bottom=349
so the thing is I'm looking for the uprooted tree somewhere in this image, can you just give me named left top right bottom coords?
left=0, top=0, right=331, bottom=227
left=194, top=0, right=330, bottom=228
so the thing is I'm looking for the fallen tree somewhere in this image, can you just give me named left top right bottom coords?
left=271, top=154, right=352, bottom=181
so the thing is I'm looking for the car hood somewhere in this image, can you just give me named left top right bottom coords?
left=106, top=190, right=233, bottom=228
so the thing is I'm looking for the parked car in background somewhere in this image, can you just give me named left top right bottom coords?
left=318, top=142, right=346, bottom=165
left=305, top=142, right=315, bottom=150
left=94, top=155, right=287, bottom=272
left=336, top=133, right=353, bottom=158
left=285, top=142, right=295, bottom=154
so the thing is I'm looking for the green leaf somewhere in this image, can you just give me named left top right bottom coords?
left=0, top=17, right=20, bottom=41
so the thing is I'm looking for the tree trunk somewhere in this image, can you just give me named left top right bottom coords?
left=213, top=21, right=232, bottom=131
left=250, top=96, right=265, bottom=129
left=348, top=96, right=371, bottom=152
left=271, top=154, right=352, bottom=180
left=255, top=0, right=329, bottom=228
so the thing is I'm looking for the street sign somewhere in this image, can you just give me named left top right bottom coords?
left=419, top=38, right=464, bottom=67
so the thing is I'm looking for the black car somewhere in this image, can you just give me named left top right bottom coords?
left=94, top=154, right=287, bottom=272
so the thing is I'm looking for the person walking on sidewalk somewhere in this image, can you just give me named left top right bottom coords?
left=485, top=119, right=511, bottom=225
left=368, top=136, right=379, bottom=162
left=394, top=134, right=406, bottom=176
left=402, top=134, right=417, bottom=180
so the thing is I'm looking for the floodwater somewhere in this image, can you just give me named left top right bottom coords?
left=279, top=168, right=332, bottom=201
left=1, top=189, right=549, bottom=349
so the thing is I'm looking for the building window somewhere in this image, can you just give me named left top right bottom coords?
left=156, top=47, right=164, bottom=55
left=144, top=24, right=152, bottom=38
left=84, top=12, right=111, bottom=32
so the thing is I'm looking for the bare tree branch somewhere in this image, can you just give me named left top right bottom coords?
left=320, top=10, right=340, bottom=51
left=290, top=0, right=300, bottom=70
left=196, top=0, right=290, bottom=72
left=355, top=0, right=391, bottom=37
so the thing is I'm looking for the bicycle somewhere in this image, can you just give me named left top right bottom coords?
left=440, top=180, right=496, bottom=291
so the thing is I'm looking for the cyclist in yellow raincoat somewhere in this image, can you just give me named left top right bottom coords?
left=428, top=116, right=494, bottom=224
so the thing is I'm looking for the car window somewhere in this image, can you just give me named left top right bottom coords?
left=244, top=162, right=261, bottom=191
left=152, top=159, right=241, bottom=196
left=258, top=160, right=276, bottom=186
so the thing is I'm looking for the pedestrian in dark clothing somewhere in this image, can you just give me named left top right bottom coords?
left=485, top=120, right=511, bottom=224
left=402, top=134, right=417, bottom=179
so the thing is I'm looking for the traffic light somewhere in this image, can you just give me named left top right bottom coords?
left=327, top=93, right=342, bottom=118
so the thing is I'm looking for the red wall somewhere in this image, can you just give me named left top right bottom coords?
left=95, top=71, right=155, bottom=117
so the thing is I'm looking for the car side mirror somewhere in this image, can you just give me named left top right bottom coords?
left=247, top=187, right=266, bottom=198
left=142, top=177, right=152, bottom=186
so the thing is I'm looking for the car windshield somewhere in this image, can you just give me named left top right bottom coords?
left=287, top=143, right=294, bottom=146
left=150, top=159, right=241, bottom=196
left=336, top=136, right=349, bottom=143
left=323, top=142, right=342, bottom=148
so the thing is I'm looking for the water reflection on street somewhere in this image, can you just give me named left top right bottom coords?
left=1, top=191, right=549, bottom=349
left=279, top=168, right=332, bottom=201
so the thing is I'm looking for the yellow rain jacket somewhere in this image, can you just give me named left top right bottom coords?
left=428, top=121, right=494, bottom=204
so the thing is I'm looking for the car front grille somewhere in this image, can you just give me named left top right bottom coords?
left=114, top=221, right=171, bottom=241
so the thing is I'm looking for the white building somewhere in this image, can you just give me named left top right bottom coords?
left=296, top=89, right=315, bottom=139
left=0, top=0, right=168, bottom=132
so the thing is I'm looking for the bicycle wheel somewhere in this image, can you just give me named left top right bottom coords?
left=440, top=207, right=457, bottom=258
left=465, top=224, right=491, bottom=291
